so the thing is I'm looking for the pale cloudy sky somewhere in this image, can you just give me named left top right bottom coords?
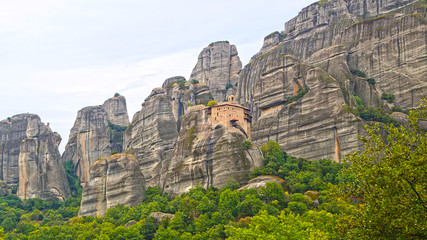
left=0, top=0, right=315, bottom=152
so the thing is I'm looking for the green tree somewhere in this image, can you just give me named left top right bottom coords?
left=207, top=100, right=217, bottom=107
left=333, top=99, right=427, bottom=239
left=226, top=210, right=330, bottom=239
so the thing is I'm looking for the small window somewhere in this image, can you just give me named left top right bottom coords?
left=215, top=117, right=216, bottom=120
left=217, top=113, right=219, bottom=116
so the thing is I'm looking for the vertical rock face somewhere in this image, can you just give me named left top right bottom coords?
left=124, top=88, right=178, bottom=187
left=162, top=77, right=213, bottom=123
left=62, top=94, right=129, bottom=185
left=17, top=118, right=71, bottom=200
left=0, top=114, right=70, bottom=200
left=236, top=0, right=426, bottom=161
left=78, top=153, right=145, bottom=217
left=250, top=31, right=281, bottom=62
left=161, top=106, right=263, bottom=196
left=0, top=114, right=32, bottom=187
left=190, top=41, right=242, bottom=102
left=102, top=95, right=130, bottom=126
left=251, top=54, right=364, bottom=161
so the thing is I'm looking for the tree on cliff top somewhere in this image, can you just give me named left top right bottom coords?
left=333, top=99, right=427, bottom=239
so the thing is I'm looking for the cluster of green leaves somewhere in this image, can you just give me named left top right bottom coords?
left=177, top=80, right=188, bottom=90
left=250, top=141, right=347, bottom=193
left=331, top=99, right=427, bottom=239
left=208, top=40, right=229, bottom=47
left=350, top=68, right=375, bottom=85
left=353, top=94, right=399, bottom=125
left=242, top=140, right=252, bottom=150
left=189, top=79, right=199, bottom=85
left=366, top=78, right=375, bottom=85
left=350, top=68, right=366, bottom=78
left=207, top=100, right=217, bottom=107
left=225, top=84, right=234, bottom=91
left=107, top=121, right=127, bottom=132
left=284, top=89, right=308, bottom=105
left=381, top=93, right=395, bottom=103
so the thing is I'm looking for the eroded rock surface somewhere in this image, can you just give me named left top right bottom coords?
left=238, top=175, right=287, bottom=191
left=190, top=41, right=242, bottom=102
left=236, top=0, right=426, bottom=161
left=62, top=94, right=129, bottom=185
left=161, top=106, right=263, bottom=196
left=124, top=88, right=178, bottom=187
left=17, top=118, right=71, bottom=200
left=149, top=212, right=175, bottom=223
left=0, top=114, right=70, bottom=200
left=162, top=77, right=213, bottom=123
left=102, top=95, right=130, bottom=126
left=78, top=153, right=145, bottom=217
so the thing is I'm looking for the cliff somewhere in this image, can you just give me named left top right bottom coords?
left=123, top=88, right=178, bottom=187
left=62, top=94, right=129, bottom=185
left=236, top=0, right=426, bottom=161
left=0, top=114, right=70, bottom=200
left=190, top=41, right=242, bottom=102
left=102, top=94, right=130, bottom=126
left=78, top=153, right=145, bottom=217
left=17, top=117, right=71, bottom=200
left=162, top=76, right=213, bottom=124
left=160, top=106, right=263, bottom=196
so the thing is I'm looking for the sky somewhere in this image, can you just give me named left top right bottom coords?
left=0, top=0, right=316, bottom=152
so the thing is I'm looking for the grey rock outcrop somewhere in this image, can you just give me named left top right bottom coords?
left=160, top=106, right=263, bottom=196
left=102, top=94, right=130, bottom=126
left=250, top=31, right=282, bottom=62
left=251, top=55, right=365, bottom=161
left=62, top=94, right=129, bottom=185
left=17, top=117, right=71, bottom=200
left=149, top=212, right=175, bottom=223
left=238, top=175, right=287, bottom=191
left=0, top=115, right=29, bottom=187
left=190, top=41, right=242, bottom=102
left=124, top=88, right=178, bottom=187
left=0, top=114, right=71, bottom=201
left=78, top=153, right=145, bottom=217
left=236, top=0, right=426, bottom=161
left=162, top=77, right=213, bottom=123
left=162, top=76, right=187, bottom=89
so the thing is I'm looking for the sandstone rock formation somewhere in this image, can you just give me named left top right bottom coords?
left=238, top=175, right=287, bottom=191
left=250, top=31, right=282, bottom=62
left=78, top=153, right=145, bottom=217
left=149, top=212, right=175, bottom=223
left=162, top=77, right=213, bottom=123
left=160, top=105, right=263, bottom=196
left=17, top=117, right=71, bottom=200
left=102, top=94, right=130, bottom=126
left=251, top=55, right=365, bottom=162
left=236, top=0, right=426, bottom=161
left=62, top=94, right=129, bottom=185
left=190, top=41, right=242, bottom=102
left=0, top=114, right=70, bottom=200
left=124, top=88, right=178, bottom=187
